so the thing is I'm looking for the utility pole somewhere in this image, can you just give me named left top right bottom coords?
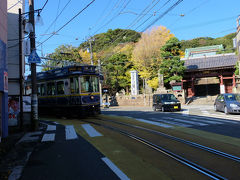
left=88, top=37, right=94, bottom=65
left=98, top=59, right=102, bottom=106
left=29, top=0, right=38, bottom=130
left=18, top=8, right=23, bottom=130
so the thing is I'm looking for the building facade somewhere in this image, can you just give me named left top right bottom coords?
left=7, top=0, right=25, bottom=127
left=182, top=45, right=237, bottom=97
left=0, top=0, right=8, bottom=139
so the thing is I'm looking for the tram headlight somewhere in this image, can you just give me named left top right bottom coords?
left=90, top=95, right=94, bottom=100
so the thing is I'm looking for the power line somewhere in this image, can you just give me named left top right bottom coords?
left=92, top=0, right=132, bottom=35
left=38, top=0, right=96, bottom=47
left=172, top=15, right=237, bottom=31
left=129, top=0, right=163, bottom=30
left=142, top=0, right=183, bottom=32
left=40, top=0, right=48, bottom=13
left=89, top=0, right=119, bottom=31
left=133, top=0, right=172, bottom=31
left=7, top=0, right=23, bottom=11
left=37, top=0, right=72, bottom=42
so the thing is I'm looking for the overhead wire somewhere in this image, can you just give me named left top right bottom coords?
left=37, top=0, right=72, bottom=42
left=172, top=15, right=238, bottom=31
left=142, top=0, right=183, bottom=32
left=167, top=0, right=211, bottom=29
left=129, top=0, right=163, bottom=30
left=54, top=0, right=61, bottom=31
left=7, top=0, right=23, bottom=11
left=37, top=0, right=96, bottom=47
left=92, top=0, right=132, bottom=35
left=133, top=0, right=172, bottom=31
left=89, top=0, right=163, bottom=49
left=89, top=0, right=119, bottom=31
left=40, top=0, right=49, bottom=13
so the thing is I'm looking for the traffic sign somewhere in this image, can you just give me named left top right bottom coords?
left=28, top=50, right=41, bottom=63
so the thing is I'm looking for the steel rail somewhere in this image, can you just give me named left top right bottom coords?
left=99, top=118, right=240, bottom=163
left=84, top=119, right=227, bottom=180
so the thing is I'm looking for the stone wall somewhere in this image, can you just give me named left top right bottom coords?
left=115, top=94, right=153, bottom=107
left=113, top=94, right=215, bottom=107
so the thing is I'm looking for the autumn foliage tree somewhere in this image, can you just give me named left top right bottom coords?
left=132, top=26, right=174, bottom=89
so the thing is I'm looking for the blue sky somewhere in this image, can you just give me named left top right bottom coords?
left=28, top=0, right=240, bottom=56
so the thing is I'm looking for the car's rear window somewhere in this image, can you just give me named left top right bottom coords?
left=225, top=94, right=240, bottom=101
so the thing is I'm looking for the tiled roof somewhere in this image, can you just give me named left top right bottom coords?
left=183, top=53, right=238, bottom=71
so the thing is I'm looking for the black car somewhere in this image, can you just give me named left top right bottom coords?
left=214, top=93, right=240, bottom=114
left=152, top=94, right=181, bottom=112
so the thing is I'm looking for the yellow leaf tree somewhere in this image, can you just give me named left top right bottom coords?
left=132, top=26, right=174, bottom=89
left=78, top=49, right=97, bottom=65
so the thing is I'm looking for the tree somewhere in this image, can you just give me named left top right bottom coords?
left=42, top=45, right=82, bottom=71
left=159, top=37, right=185, bottom=87
left=132, top=26, right=174, bottom=88
left=78, top=49, right=97, bottom=65
left=79, top=29, right=140, bottom=53
left=103, top=53, right=133, bottom=95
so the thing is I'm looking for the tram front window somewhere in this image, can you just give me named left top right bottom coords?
left=80, top=76, right=99, bottom=93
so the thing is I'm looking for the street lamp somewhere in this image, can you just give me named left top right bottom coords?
left=19, top=1, right=43, bottom=131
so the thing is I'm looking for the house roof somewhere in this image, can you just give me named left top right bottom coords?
left=183, top=53, right=238, bottom=72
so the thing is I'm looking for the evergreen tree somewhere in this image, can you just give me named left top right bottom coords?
left=159, top=37, right=185, bottom=87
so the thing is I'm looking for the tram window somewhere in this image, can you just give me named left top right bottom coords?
left=38, top=85, right=41, bottom=95
left=80, top=76, right=99, bottom=93
left=57, top=81, right=64, bottom=95
left=70, top=77, right=79, bottom=94
left=92, top=76, right=99, bottom=92
left=37, top=84, right=46, bottom=96
left=47, top=82, right=56, bottom=95
left=41, top=84, right=45, bottom=96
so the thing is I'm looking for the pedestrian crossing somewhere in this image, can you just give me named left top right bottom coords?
left=40, top=123, right=79, bottom=142
left=148, top=114, right=240, bottom=128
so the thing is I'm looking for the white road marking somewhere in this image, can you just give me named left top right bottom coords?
left=17, top=132, right=42, bottom=144
left=201, top=110, right=210, bottom=115
left=65, top=125, right=78, bottom=140
left=8, top=152, right=32, bottom=180
left=181, top=109, right=189, bottom=116
left=164, top=117, right=208, bottom=126
left=194, top=116, right=239, bottom=124
left=102, top=157, right=130, bottom=180
left=41, top=133, right=55, bottom=142
left=46, top=125, right=56, bottom=131
left=135, top=118, right=173, bottom=128
left=82, top=124, right=102, bottom=137
left=191, top=118, right=223, bottom=125
left=150, top=118, right=192, bottom=127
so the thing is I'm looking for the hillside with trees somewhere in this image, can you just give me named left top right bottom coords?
left=44, top=28, right=236, bottom=95
left=180, top=32, right=236, bottom=53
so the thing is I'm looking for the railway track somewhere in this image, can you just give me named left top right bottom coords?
left=82, top=117, right=240, bottom=180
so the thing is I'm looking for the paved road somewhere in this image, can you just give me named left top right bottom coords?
left=102, top=105, right=240, bottom=138
left=19, top=121, right=125, bottom=180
